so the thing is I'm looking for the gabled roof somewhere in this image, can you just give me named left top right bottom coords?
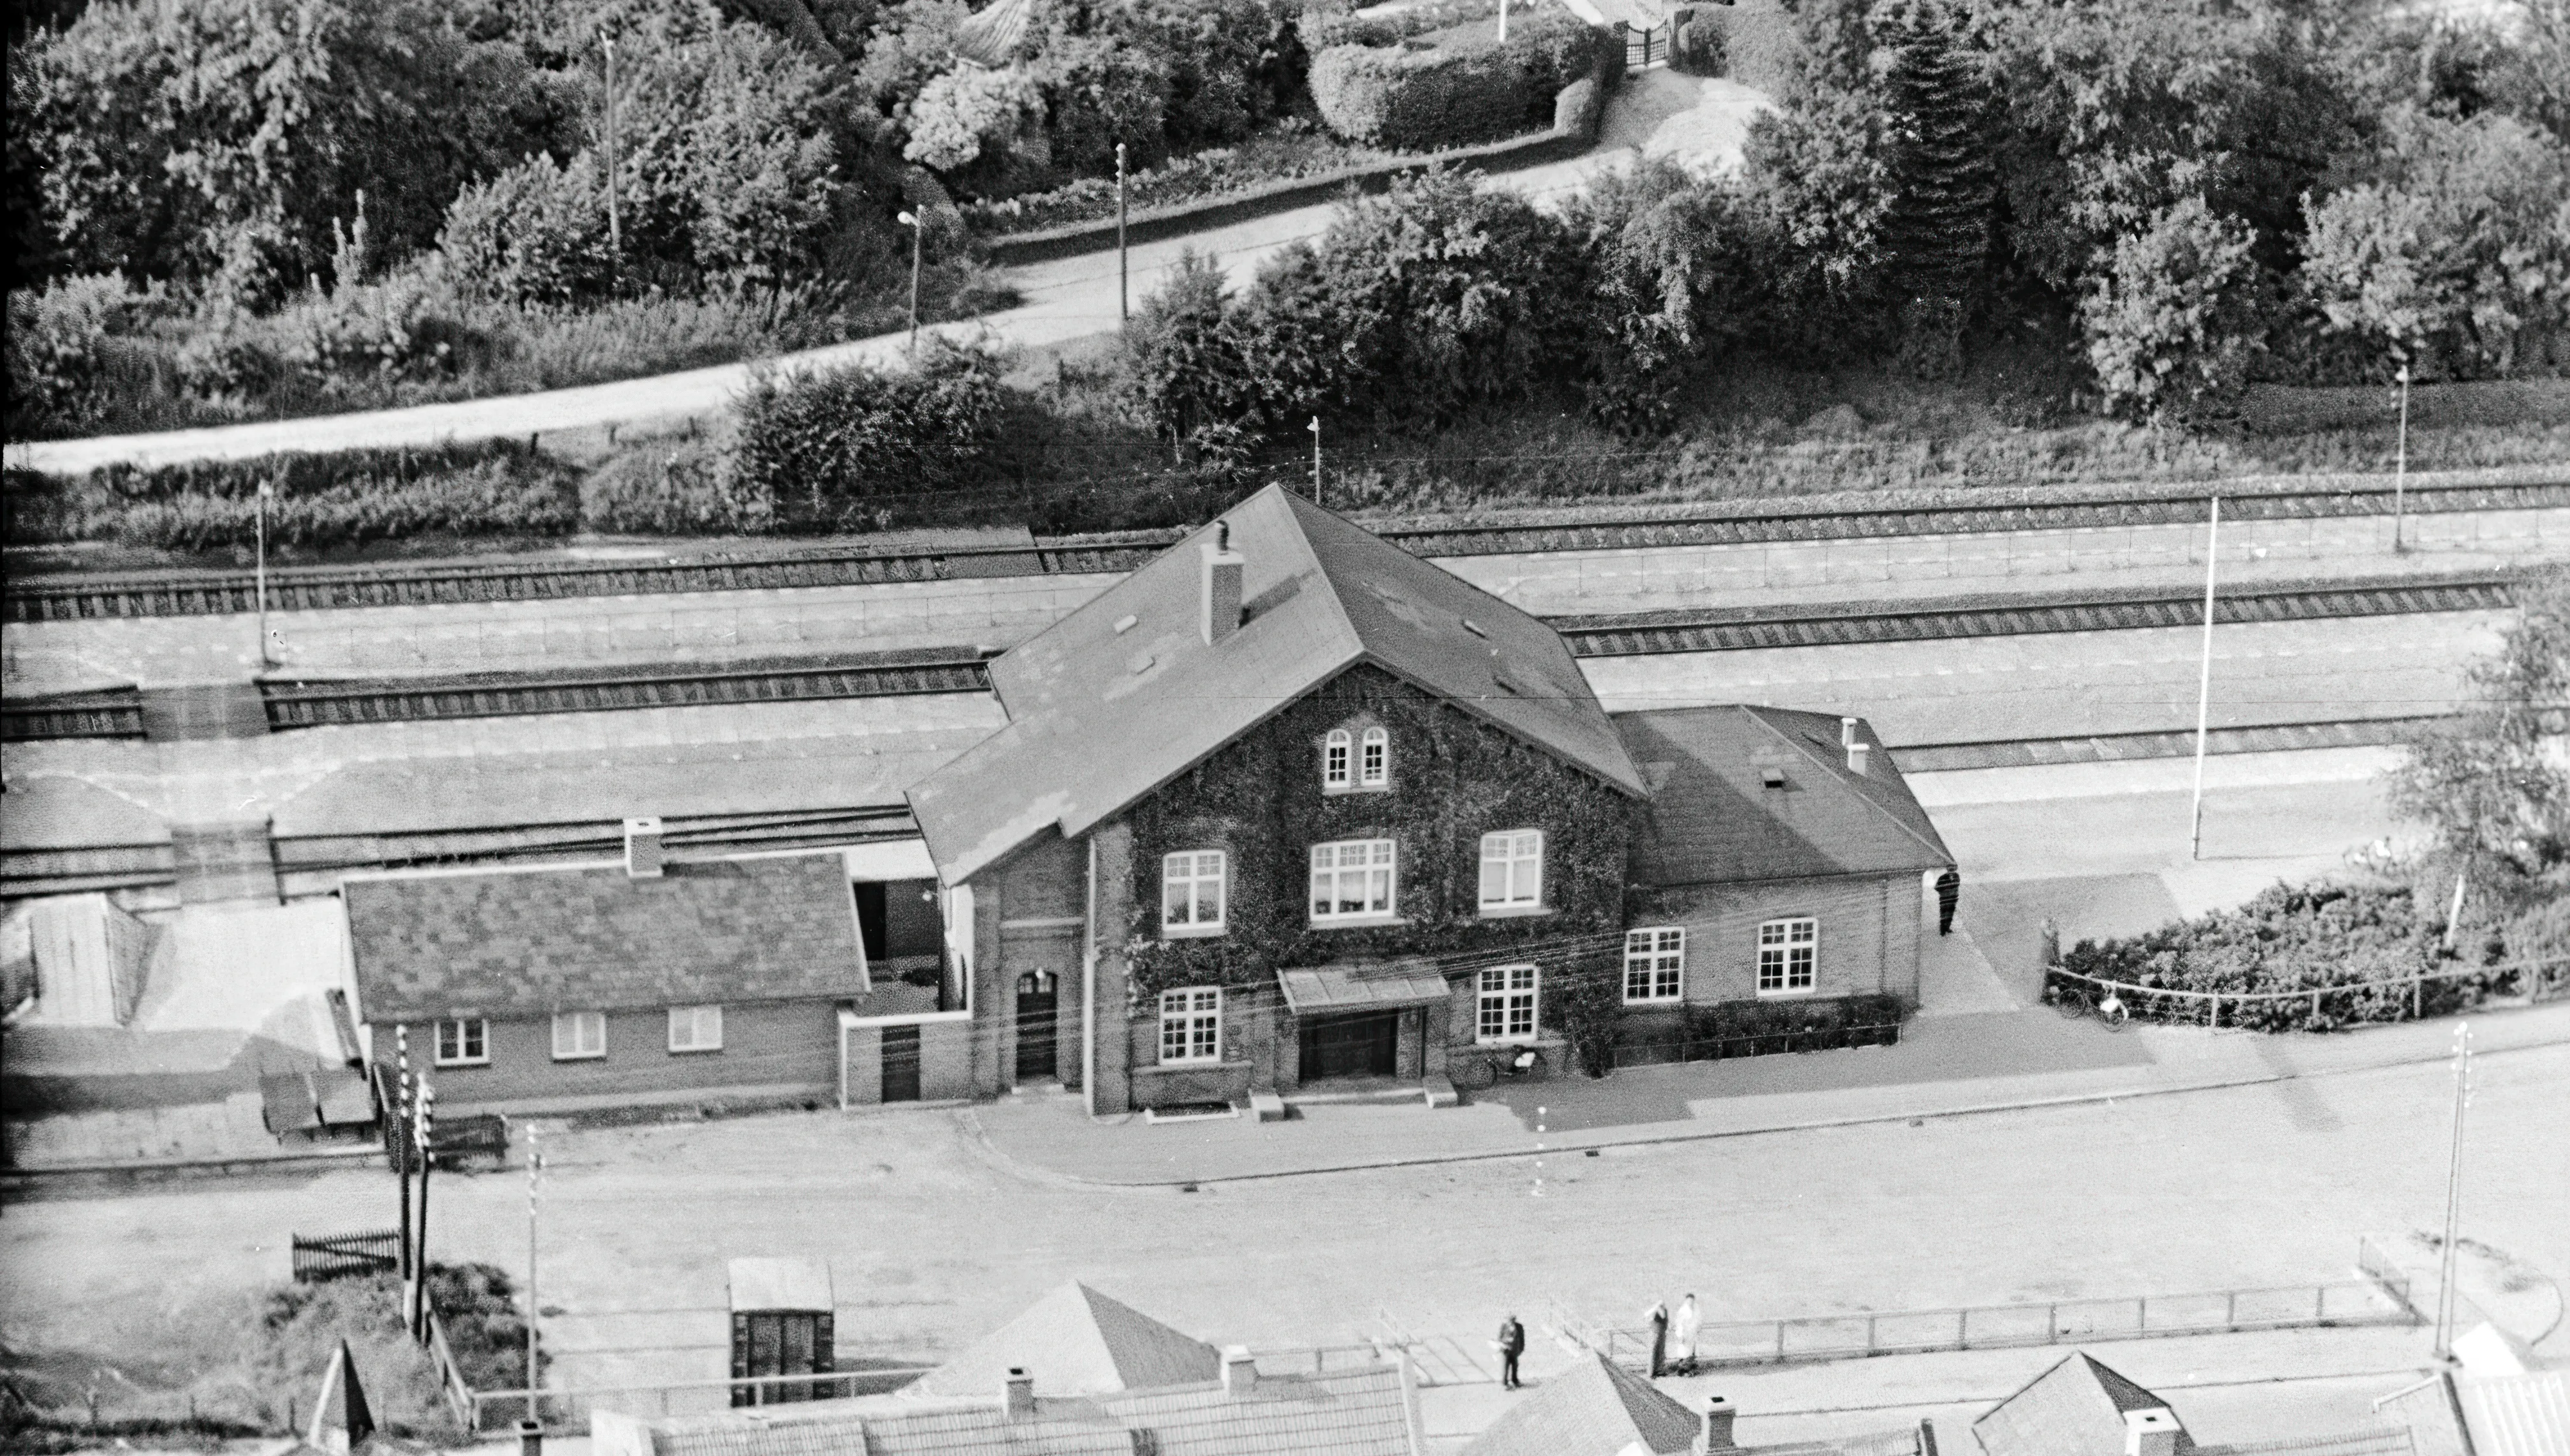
left=1457, top=1353, right=1698, bottom=1456
left=953, top=0, right=1034, bottom=68
left=1973, top=1353, right=2194, bottom=1456
left=1094, top=1365, right=1421, bottom=1456
left=1614, top=706, right=1953, bottom=885
left=911, top=487, right=1643, bottom=885
left=2456, top=1370, right=2570, bottom=1456
left=342, top=852, right=863, bottom=1022
left=913, top=1282, right=1222, bottom=1398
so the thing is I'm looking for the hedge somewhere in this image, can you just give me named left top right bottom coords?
left=1673, top=10, right=1728, bottom=75
left=730, top=346, right=1005, bottom=528
left=1297, top=0, right=1503, bottom=51
left=1309, top=8, right=1606, bottom=151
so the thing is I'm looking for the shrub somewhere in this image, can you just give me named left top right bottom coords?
left=438, top=153, right=618, bottom=309
left=1298, top=0, right=1502, bottom=51
left=1309, top=8, right=1601, bottom=150
left=2080, top=196, right=2268, bottom=423
left=904, top=66, right=1048, bottom=172
left=1674, top=12, right=1728, bottom=75
left=731, top=342, right=1007, bottom=526
left=580, top=435, right=773, bottom=535
left=1554, top=76, right=1604, bottom=137
left=4, top=274, right=172, bottom=438
left=1124, top=251, right=1245, bottom=447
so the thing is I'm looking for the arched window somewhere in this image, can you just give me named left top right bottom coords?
left=1360, top=726, right=1390, bottom=786
left=1322, top=728, right=1352, bottom=788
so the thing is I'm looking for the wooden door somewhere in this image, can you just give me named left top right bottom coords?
left=1015, top=970, right=1058, bottom=1084
left=881, top=1023, right=922, bottom=1103
left=1299, top=1012, right=1398, bottom=1081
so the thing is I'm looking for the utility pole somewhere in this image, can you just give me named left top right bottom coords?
left=2393, top=363, right=2412, bottom=553
left=1498, top=0, right=1509, bottom=42
left=412, top=1084, right=436, bottom=1341
left=2434, top=1023, right=2472, bottom=1360
left=526, top=1124, right=543, bottom=1421
left=1115, top=142, right=1129, bottom=328
left=254, top=479, right=274, bottom=669
left=602, top=35, right=622, bottom=264
left=898, top=211, right=923, bottom=355
left=395, top=1028, right=413, bottom=1282
left=1309, top=417, right=1323, bottom=508
left=2188, top=495, right=2220, bottom=861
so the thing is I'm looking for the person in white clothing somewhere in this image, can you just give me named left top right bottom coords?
left=1671, top=1293, right=1702, bottom=1375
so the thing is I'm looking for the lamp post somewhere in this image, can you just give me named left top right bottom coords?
left=1115, top=142, right=1129, bottom=328
left=2433, top=1023, right=2472, bottom=1360
left=1498, top=0, right=1509, bottom=42
left=2393, top=363, right=2411, bottom=554
left=1308, top=417, right=1323, bottom=508
left=2187, top=494, right=2220, bottom=861
left=602, top=35, right=622, bottom=264
left=395, top=1027, right=413, bottom=1283
left=897, top=210, right=923, bottom=355
left=526, top=1124, right=543, bottom=1422
left=254, top=478, right=274, bottom=669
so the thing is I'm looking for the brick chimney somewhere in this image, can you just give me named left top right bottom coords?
left=1220, top=1345, right=1257, bottom=1397
left=1003, top=1367, right=1036, bottom=1421
left=623, top=816, right=664, bottom=879
left=1201, top=521, right=1245, bottom=645
left=1694, top=1396, right=1738, bottom=1453
left=2123, top=1408, right=2182, bottom=1456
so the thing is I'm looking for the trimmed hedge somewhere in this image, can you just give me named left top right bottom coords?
left=1310, top=8, right=1606, bottom=151
left=1297, top=0, right=1502, bottom=51
left=731, top=346, right=1006, bottom=527
left=1673, top=11, right=1728, bottom=75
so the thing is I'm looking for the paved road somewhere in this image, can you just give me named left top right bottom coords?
left=8, top=504, right=2557, bottom=693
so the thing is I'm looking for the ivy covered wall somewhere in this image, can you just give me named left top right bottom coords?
left=1114, top=663, right=1639, bottom=1007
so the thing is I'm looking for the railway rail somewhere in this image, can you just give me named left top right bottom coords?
left=1, top=575, right=2522, bottom=742
left=8, top=476, right=2562, bottom=624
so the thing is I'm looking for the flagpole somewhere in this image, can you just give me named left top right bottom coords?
left=2188, top=495, right=2220, bottom=861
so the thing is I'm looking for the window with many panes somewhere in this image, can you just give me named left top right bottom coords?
left=551, top=1011, right=606, bottom=1061
left=1162, top=850, right=1227, bottom=937
left=1757, top=918, right=1817, bottom=994
left=1322, top=729, right=1353, bottom=788
left=1478, top=830, right=1544, bottom=912
left=1623, top=928, right=1684, bottom=1003
left=435, top=1017, right=488, bottom=1066
left=1360, top=726, right=1389, bottom=786
left=667, top=1004, right=724, bottom=1052
left=1159, top=988, right=1222, bottom=1063
left=1310, top=839, right=1397, bottom=921
left=1476, top=965, right=1539, bottom=1043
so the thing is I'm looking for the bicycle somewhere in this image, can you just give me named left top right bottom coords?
left=2049, top=980, right=2130, bottom=1030
left=1447, top=1045, right=1549, bottom=1090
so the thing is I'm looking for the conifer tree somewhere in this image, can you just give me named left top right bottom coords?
left=1875, top=0, right=1996, bottom=374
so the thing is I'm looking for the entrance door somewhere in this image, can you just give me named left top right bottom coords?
left=1299, top=1012, right=1399, bottom=1081
left=881, top=1023, right=921, bottom=1103
left=1016, top=970, right=1059, bottom=1084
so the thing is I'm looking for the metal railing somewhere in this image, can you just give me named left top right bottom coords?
left=462, top=1368, right=935, bottom=1432
left=2045, top=955, right=2569, bottom=1029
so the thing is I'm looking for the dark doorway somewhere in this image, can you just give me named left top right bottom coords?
left=1016, top=970, right=1059, bottom=1084
left=854, top=882, right=889, bottom=962
left=732, top=1309, right=833, bottom=1405
left=1299, top=1012, right=1399, bottom=1081
left=881, top=1023, right=921, bottom=1103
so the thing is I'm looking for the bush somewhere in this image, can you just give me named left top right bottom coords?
left=1554, top=76, right=1604, bottom=137
left=4, top=274, right=173, bottom=438
left=904, top=66, right=1048, bottom=172
left=580, top=435, right=773, bottom=535
left=1298, top=0, right=1502, bottom=51
left=2080, top=196, right=2268, bottom=423
left=731, top=342, right=1007, bottom=526
left=438, top=153, right=618, bottom=309
left=1309, top=8, right=1601, bottom=150
left=1674, top=12, right=1729, bottom=75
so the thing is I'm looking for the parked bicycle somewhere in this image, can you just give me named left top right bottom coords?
left=1449, top=1045, right=1550, bottom=1090
left=2050, top=981, right=2130, bottom=1030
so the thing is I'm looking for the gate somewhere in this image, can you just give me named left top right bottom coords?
left=1625, top=21, right=1668, bottom=69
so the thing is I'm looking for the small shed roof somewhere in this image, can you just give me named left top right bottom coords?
left=1972, top=1353, right=2184, bottom=1456
left=1455, top=1353, right=1697, bottom=1456
left=730, top=1257, right=834, bottom=1314
left=1277, top=963, right=1451, bottom=1014
left=912, top=1282, right=1221, bottom=1398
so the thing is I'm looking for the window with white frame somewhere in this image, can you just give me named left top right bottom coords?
left=434, top=1017, right=489, bottom=1066
left=1478, top=830, right=1544, bottom=912
left=667, top=1004, right=724, bottom=1052
left=1309, top=839, right=1396, bottom=921
left=551, top=1011, right=606, bottom=1061
left=1159, top=987, right=1222, bottom=1063
left=1162, top=850, right=1228, bottom=935
left=1322, top=728, right=1353, bottom=789
left=1476, top=965, right=1540, bottom=1043
left=1360, top=726, right=1390, bottom=787
left=1757, top=918, right=1818, bottom=994
left=1624, top=928, right=1685, bottom=1003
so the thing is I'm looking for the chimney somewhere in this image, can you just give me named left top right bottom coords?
left=2123, top=1408, right=2182, bottom=1456
left=1003, top=1367, right=1036, bottom=1421
left=623, top=816, right=665, bottom=879
left=1220, top=1345, right=1258, bottom=1396
left=1694, top=1396, right=1738, bottom=1453
left=1201, top=521, right=1245, bottom=645
left=517, top=1419, right=544, bottom=1456
left=1842, top=719, right=1869, bottom=776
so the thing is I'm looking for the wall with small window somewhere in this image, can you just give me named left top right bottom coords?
left=1619, top=872, right=1921, bottom=1030
left=401, top=998, right=843, bottom=1115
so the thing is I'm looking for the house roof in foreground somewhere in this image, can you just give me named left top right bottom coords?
left=912, top=1282, right=1221, bottom=1398
left=343, top=852, right=862, bottom=1022
left=1972, top=1353, right=2194, bottom=1456
left=1457, top=1352, right=1921, bottom=1456
left=910, top=487, right=1643, bottom=885
left=1613, top=706, right=1954, bottom=885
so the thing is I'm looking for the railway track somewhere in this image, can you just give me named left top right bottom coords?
left=8, top=476, right=2562, bottom=624
left=1, top=575, right=2521, bottom=741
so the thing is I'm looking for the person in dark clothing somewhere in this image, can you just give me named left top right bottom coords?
left=1936, top=868, right=1961, bottom=936
left=1495, top=1315, right=1526, bottom=1389
left=1642, top=1298, right=1669, bottom=1378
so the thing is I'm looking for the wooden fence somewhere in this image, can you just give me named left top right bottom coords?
left=291, top=1231, right=400, bottom=1283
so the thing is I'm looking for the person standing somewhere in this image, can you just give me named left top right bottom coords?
left=1671, top=1293, right=1701, bottom=1376
left=1642, top=1297, right=1670, bottom=1378
left=1495, top=1314, right=1526, bottom=1390
left=1936, top=868, right=1961, bottom=936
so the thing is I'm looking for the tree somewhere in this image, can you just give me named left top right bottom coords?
left=1568, top=160, right=1775, bottom=432
left=1874, top=0, right=1997, bottom=372
left=2078, top=197, right=2265, bottom=422
left=1122, top=250, right=1244, bottom=453
left=2388, top=573, right=2570, bottom=867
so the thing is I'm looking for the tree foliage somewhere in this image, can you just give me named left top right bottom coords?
left=2079, top=196, right=2266, bottom=422
left=732, top=341, right=1006, bottom=523
left=2389, top=572, right=2570, bottom=865
left=1874, top=0, right=1995, bottom=366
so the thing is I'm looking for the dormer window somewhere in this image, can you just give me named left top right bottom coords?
left=1323, top=729, right=1352, bottom=788
left=1360, top=727, right=1389, bottom=787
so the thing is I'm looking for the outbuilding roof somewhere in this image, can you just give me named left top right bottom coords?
left=910, top=487, right=1642, bottom=885
left=1615, top=706, right=1953, bottom=886
left=912, top=1282, right=1222, bottom=1398
left=1972, top=1353, right=2192, bottom=1456
left=342, top=852, right=863, bottom=1023
left=1455, top=1353, right=1698, bottom=1456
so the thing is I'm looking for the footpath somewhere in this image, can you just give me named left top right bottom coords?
left=966, top=999, right=2570, bottom=1188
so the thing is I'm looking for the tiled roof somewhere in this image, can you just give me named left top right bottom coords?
left=910, top=487, right=1642, bottom=885
left=1972, top=1353, right=2193, bottom=1456
left=1615, top=706, right=1953, bottom=885
left=913, top=1283, right=1221, bottom=1398
left=343, top=852, right=863, bottom=1022
left=1097, top=1366, right=1419, bottom=1456
left=2458, top=1370, right=2570, bottom=1456
left=953, top=0, right=1034, bottom=67
left=2195, top=1434, right=2416, bottom=1455
left=1456, top=1353, right=1698, bottom=1456
left=1275, top=962, right=1453, bottom=1014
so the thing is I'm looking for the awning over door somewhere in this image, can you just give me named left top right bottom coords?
left=1276, top=962, right=1453, bottom=1015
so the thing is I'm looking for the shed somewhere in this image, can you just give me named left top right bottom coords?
left=728, top=1258, right=835, bottom=1407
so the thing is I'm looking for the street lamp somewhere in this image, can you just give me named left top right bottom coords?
left=897, top=210, right=923, bottom=355
left=1308, top=417, right=1323, bottom=508
left=255, top=478, right=274, bottom=669
left=1115, top=142, right=1129, bottom=328
left=601, top=34, right=622, bottom=265
left=2393, top=363, right=2411, bottom=554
